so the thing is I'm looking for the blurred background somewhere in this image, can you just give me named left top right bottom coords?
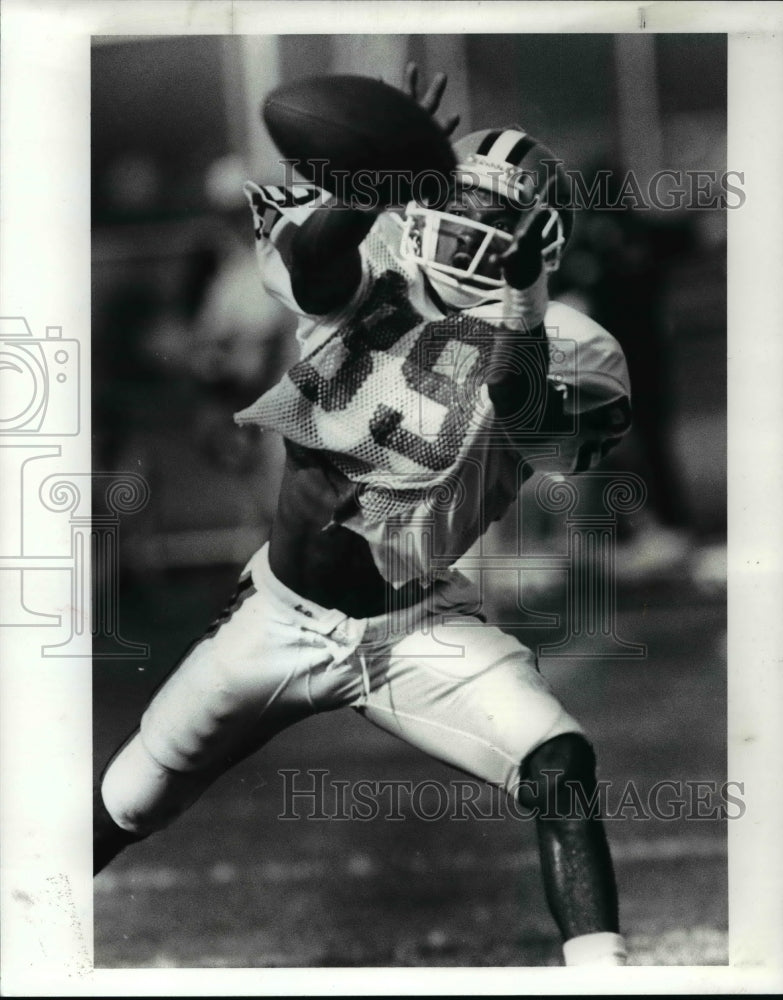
left=93, top=33, right=728, bottom=967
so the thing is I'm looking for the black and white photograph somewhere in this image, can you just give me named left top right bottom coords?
left=1, top=1, right=782, bottom=995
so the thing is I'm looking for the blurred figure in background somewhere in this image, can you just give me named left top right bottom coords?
left=476, top=161, right=698, bottom=605
left=97, top=152, right=296, bottom=574
left=554, top=160, right=697, bottom=579
left=185, top=154, right=298, bottom=536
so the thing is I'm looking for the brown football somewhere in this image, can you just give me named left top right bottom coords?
left=262, top=74, right=456, bottom=208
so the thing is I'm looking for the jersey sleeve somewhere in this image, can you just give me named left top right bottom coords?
left=243, top=181, right=331, bottom=318
left=544, top=301, right=632, bottom=414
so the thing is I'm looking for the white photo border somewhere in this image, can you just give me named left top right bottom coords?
left=1, top=1, right=781, bottom=995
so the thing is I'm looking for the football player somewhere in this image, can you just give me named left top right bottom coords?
left=95, top=68, right=631, bottom=967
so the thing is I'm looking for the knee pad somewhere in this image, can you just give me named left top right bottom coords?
left=101, top=732, right=206, bottom=837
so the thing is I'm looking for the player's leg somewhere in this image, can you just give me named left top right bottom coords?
left=519, top=733, right=625, bottom=965
left=351, top=570, right=626, bottom=965
left=96, top=718, right=301, bottom=874
left=94, top=548, right=348, bottom=874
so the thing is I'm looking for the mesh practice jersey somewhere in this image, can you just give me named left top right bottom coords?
left=236, top=182, right=631, bottom=588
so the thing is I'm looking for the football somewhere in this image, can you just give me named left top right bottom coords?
left=262, top=74, right=456, bottom=207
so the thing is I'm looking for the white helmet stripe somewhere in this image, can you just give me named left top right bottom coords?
left=486, top=129, right=528, bottom=163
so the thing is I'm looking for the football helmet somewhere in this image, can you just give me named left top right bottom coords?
left=401, top=127, right=573, bottom=298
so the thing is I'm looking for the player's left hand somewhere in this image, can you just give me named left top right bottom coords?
left=494, top=179, right=562, bottom=289
left=403, top=62, right=461, bottom=136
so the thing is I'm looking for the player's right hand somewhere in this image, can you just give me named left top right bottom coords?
left=403, top=62, right=461, bottom=136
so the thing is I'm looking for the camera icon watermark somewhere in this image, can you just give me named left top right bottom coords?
left=0, top=315, right=146, bottom=656
left=0, top=316, right=80, bottom=435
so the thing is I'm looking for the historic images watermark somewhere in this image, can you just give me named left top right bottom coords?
left=278, top=160, right=746, bottom=212
left=278, top=769, right=745, bottom=823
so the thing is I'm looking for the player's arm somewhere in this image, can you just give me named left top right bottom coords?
left=288, top=201, right=379, bottom=315
left=485, top=207, right=554, bottom=430
left=289, top=65, right=459, bottom=316
left=244, top=182, right=379, bottom=318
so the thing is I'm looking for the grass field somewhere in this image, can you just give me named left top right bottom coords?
left=94, top=562, right=727, bottom=968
